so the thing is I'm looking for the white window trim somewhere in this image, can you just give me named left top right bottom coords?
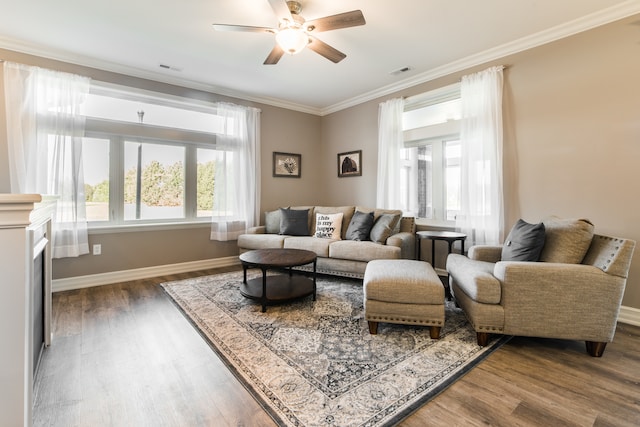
left=404, top=83, right=461, bottom=111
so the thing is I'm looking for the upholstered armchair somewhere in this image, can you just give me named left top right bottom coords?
left=446, top=217, right=636, bottom=357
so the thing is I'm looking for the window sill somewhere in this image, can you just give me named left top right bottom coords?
left=88, top=220, right=211, bottom=235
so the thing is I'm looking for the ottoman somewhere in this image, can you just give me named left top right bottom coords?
left=363, top=259, right=445, bottom=339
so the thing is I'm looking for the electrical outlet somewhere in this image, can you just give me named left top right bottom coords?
left=93, top=244, right=102, bottom=255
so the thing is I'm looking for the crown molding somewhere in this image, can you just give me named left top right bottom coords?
left=1, top=1, right=638, bottom=117
left=319, top=0, right=640, bottom=116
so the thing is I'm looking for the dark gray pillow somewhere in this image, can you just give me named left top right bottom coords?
left=369, top=213, right=398, bottom=244
left=279, top=208, right=310, bottom=236
left=501, top=219, right=546, bottom=261
left=345, top=210, right=374, bottom=241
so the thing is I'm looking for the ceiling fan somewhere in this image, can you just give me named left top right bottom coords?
left=212, top=0, right=366, bottom=65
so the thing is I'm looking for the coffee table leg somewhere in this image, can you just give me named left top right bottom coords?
left=243, top=264, right=247, bottom=284
left=261, top=267, right=267, bottom=313
left=312, top=259, right=317, bottom=301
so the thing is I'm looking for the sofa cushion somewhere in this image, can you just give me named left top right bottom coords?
left=264, top=210, right=282, bottom=234
left=446, top=254, right=501, bottom=304
left=284, top=236, right=332, bottom=257
left=369, top=213, right=401, bottom=244
left=539, top=217, right=594, bottom=264
left=501, top=219, right=546, bottom=262
left=312, top=206, right=355, bottom=239
left=345, top=210, right=374, bottom=241
left=279, top=208, right=310, bottom=236
left=329, top=240, right=401, bottom=262
left=314, top=212, right=343, bottom=239
left=238, top=233, right=286, bottom=250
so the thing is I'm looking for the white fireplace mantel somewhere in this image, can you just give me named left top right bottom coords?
left=0, top=193, right=50, bottom=427
left=0, top=194, right=42, bottom=228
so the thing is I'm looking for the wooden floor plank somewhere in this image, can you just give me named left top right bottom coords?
left=34, top=267, right=640, bottom=426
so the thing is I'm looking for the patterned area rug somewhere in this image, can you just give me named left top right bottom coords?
left=161, top=271, right=509, bottom=426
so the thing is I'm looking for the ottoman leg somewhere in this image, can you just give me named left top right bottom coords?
left=367, top=321, right=379, bottom=335
left=430, top=326, right=441, bottom=339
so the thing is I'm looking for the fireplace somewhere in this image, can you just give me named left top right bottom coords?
left=0, top=194, right=54, bottom=426
left=29, top=212, right=52, bottom=377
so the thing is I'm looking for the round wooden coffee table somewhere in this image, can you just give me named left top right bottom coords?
left=239, top=248, right=317, bottom=312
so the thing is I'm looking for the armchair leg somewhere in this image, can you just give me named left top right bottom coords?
left=429, top=326, right=441, bottom=339
left=367, top=321, right=378, bottom=335
left=586, top=341, right=607, bottom=357
left=476, top=332, right=490, bottom=347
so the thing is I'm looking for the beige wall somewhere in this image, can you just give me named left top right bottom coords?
left=2, top=15, right=639, bottom=309
left=321, top=15, right=640, bottom=309
left=53, top=226, right=238, bottom=278
left=259, top=106, right=324, bottom=210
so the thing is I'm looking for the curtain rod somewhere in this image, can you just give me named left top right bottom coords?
left=402, top=64, right=508, bottom=101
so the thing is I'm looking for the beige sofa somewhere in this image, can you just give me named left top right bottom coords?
left=238, top=206, right=416, bottom=278
left=446, top=217, right=636, bottom=357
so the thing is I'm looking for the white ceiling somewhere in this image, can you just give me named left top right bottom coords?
left=1, top=0, right=639, bottom=115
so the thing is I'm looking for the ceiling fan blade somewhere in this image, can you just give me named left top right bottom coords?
left=267, top=0, right=293, bottom=22
left=264, top=44, right=285, bottom=65
left=307, top=37, right=346, bottom=63
left=212, top=24, right=275, bottom=33
left=305, top=10, right=365, bottom=33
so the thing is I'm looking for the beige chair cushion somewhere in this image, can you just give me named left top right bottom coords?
left=539, top=217, right=594, bottom=264
left=446, top=254, right=501, bottom=304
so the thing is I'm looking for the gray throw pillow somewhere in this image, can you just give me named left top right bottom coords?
left=264, top=210, right=281, bottom=234
left=345, top=210, right=374, bottom=241
left=279, top=208, right=310, bottom=236
left=501, top=219, right=546, bottom=261
left=369, top=213, right=397, bottom=244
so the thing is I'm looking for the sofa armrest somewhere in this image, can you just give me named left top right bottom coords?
left=494, top=261, right=626, bottom=341
left=468, top=245, right=503, bottom=262
left=386, top=232, right=416, bottom=260
left=245, top=226, right=266, bottom=234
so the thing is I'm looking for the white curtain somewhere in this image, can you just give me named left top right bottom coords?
left=4, top=62, right=91, bottom=258
left=376, top=98, right=405, bottom=209
left=210, top=103, right=261, bottom=241
left=456, top=66, right=504, bottom=246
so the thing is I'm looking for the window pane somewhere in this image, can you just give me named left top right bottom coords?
left=403, top=99, right=461, bottom=130
left=83, top=137, right=110, bottom=221
left=124, top=141, right=185, bottom=220
left=418, top=145, right=433, bottom=219
left=197, top=148, right=217, bottom=217
left=445, top=140, right=461, bottom=221
left=84, top=93, right=225, bottom=134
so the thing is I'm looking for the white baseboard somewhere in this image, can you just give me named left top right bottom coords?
left=52, top=260, right=640, bottom=327
left=618, top=305, right=640, bottom=327
left=52, top=256, right=240, bottom=292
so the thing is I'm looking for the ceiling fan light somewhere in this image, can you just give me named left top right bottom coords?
left=276, top=28, right=309, bottom=54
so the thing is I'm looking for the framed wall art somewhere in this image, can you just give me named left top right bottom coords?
left=273, top=152, right=301, bottom=178
left=337, top=150, right=362, bottom=178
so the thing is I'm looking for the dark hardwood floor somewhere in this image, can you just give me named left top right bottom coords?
left=34, top=267, right=640, bottom=426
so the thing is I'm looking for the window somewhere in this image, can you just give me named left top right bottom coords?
left=81, top=84, right=226, bottom=227
left=402, top=84, right=461, bottom=222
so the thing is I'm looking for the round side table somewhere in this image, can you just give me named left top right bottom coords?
left=416, top=230, right=467, bottom=299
